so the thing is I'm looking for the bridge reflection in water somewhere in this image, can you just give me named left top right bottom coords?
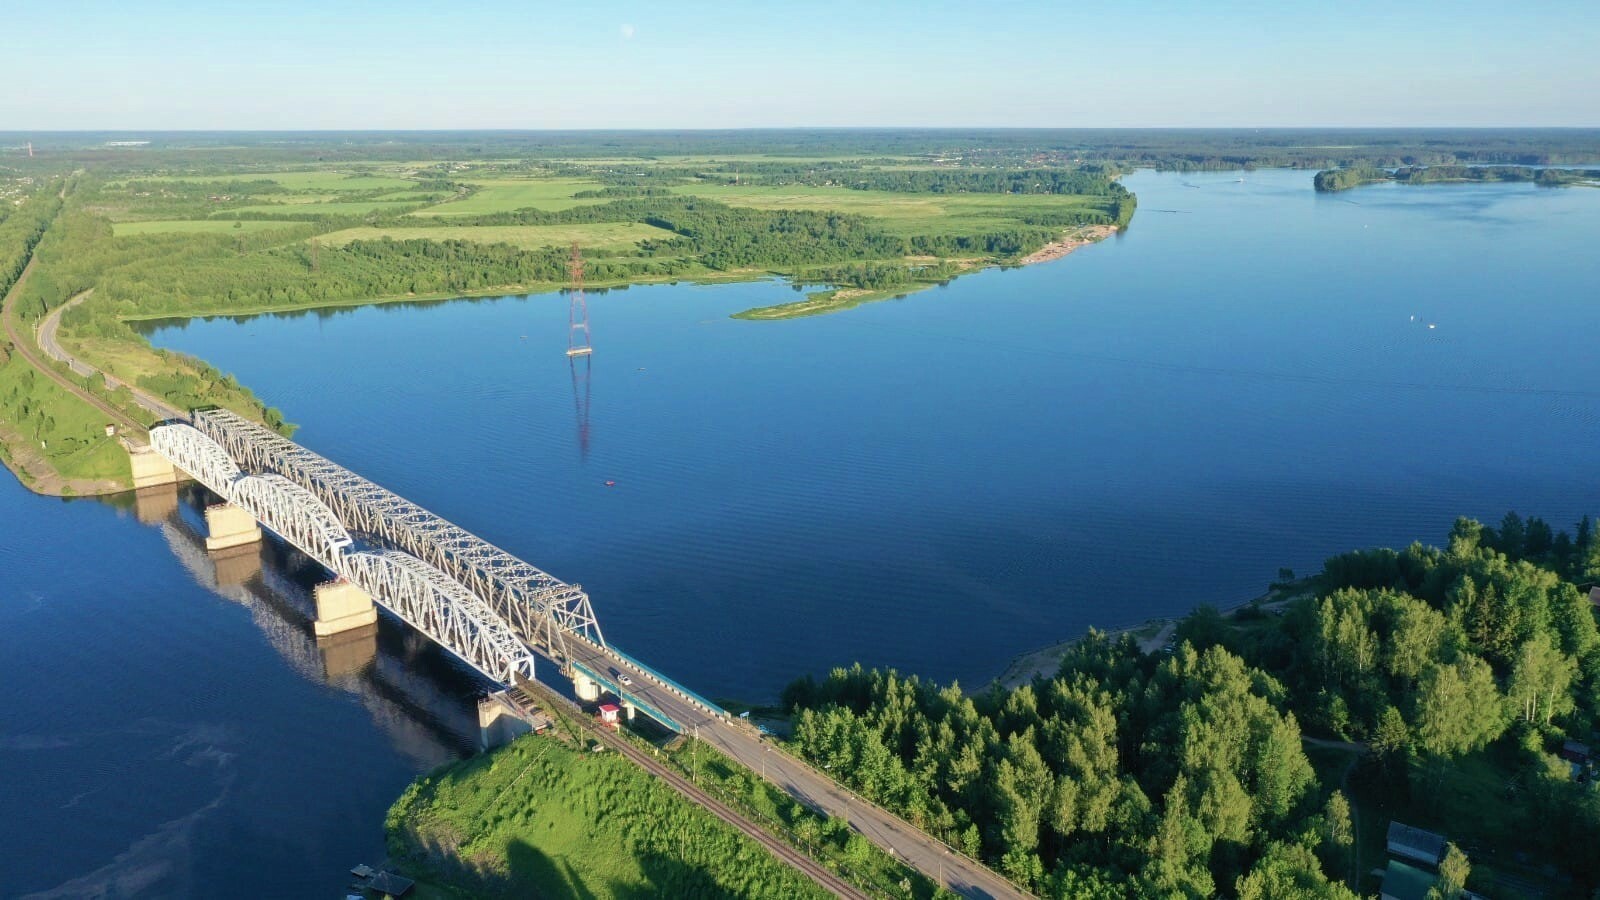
left=128, top=481, right=484, bottom=768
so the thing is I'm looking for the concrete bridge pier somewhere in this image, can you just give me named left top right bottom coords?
left=573, top=671, right=602, bottom=702
left=127, top=444, right=180, bottom=489
left=478, top=693, right=534, bottom=751
left=620, top=699, right=637, bottom=721
left=313, top=578, right=379, bottom=638
left=203, top=502, right=261, bottom=551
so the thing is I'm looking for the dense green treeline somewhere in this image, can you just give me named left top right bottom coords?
left=10, top=129, right=1599, bottom=174
left=783, top=646, right=1347, bottom=898
left=1312, top=168, right=1390, bottom=191
left=784, top=514, right=1600, bottom=898
left=1315, top=165, right=1600, bottom=191
left=87, top=196, right=1069, bottom=316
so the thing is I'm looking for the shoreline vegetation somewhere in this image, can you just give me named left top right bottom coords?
left=1313, top=163, right=1600, bottom=192
left=781, top=512, right=1600, bottom=898
left=6, top=129, right=1597, bottom=495
left=731, top=223, right=1121, bottom=321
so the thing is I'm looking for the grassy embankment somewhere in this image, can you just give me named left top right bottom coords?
left=386, top=715, right=937, bottom=900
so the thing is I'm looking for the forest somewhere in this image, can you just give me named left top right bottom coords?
left=782, top=514, right=1600, bottom=899
left=1315, top=165, right=1600, bottom=191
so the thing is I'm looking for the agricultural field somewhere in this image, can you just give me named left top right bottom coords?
left=112, top=219, right=310, bottom=236
left=317, top=222, right=677, bottom=253
left=411, top=178, right=607, bottom=216
left=223, top=198, right=432, bottom=217
left=127, top=169, right=421, bottom=192
left=668, top=182, right=1115, bottom=238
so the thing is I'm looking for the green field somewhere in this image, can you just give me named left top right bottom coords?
left=0, top=355, right=130, bottom=486
left=223, top=199, right=430, bottom=217
left=130, top=170, right=420, bottom=191
left=113, top=219, right=311, bottom=236
left=410, top=178, right=606, bottom=216
left=387, top=731, right=832, bottom=900
left=669, top=182, right=1110, bottom=237
left=318, top=222, right=677, bottom=253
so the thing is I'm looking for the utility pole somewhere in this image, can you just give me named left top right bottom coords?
left=692, top=723, right=699, bottom=784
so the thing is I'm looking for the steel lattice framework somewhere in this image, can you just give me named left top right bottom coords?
left=149, top=423, right=535, bottom=684
left=188, top=408, right=605, bottom=662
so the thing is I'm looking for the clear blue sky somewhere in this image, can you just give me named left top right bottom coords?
left=5, top=0, right=1597, bottom=129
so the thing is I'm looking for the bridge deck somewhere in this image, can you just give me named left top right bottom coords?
left=191, top=408, right=603, bottom=663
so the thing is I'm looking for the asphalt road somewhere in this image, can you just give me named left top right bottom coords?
left=566, top=637, right=1028, bottom=900
left=33, top=288, right=183, bottom=423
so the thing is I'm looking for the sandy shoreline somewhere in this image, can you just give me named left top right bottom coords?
left=991, top=583, right=1307, bottom=689
left=1018, top=223, right=1119, bottom=266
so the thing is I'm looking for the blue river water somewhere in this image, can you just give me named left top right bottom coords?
left=4, top=169, right=1600, bottom=893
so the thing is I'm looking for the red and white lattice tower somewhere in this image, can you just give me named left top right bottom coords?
left=565, top=243, right=593, bottom=358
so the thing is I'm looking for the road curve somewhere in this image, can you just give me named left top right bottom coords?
left=33, top=288, right=184, bottom=423
left=2, top=257, right=150, bottom=435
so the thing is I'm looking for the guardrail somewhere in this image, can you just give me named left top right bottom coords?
left=569, top=660, right=685, bottom=733
left=583, top=637, right=730, bottom=720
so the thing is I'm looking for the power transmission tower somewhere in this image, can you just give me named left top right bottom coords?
left=565, top=243, right=592, bottom=358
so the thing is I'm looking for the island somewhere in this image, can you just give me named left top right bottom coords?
left=1315, top=164, right=1600, bottom=191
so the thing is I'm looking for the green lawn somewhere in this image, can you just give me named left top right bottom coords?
left=317, top=222, right=675, bottom=253
left=0, top=356, right=129, bottom=484
left=410, top=178, right=607, bottom=216
left=113, top=219, right=311, bottom=236
left=1349, top=749, right=1569, bottom=899
left=387, top=731, right=832, bottom=900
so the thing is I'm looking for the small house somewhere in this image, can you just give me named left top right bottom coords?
left=597, top=703, right=621, bottom=726
left=1559, top=740, right=1591, bottom=766
left=1387, top=821, right=1447, bottom=868
left=1380, top=860, right=1435, bottom=900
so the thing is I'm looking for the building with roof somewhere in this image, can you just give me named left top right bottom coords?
left=1387, top=821, right=1447, bottom=868
left=1381, top=859, right=1435, bottom=900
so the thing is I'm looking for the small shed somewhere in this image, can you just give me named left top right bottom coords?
left=1380, top=860, right=1435, bottom=900
left=1560, top=740, right=1591, bottom=765
left=1387, top=821, right=1447, bottom=868
left=597, top=703, right=621, bottom=725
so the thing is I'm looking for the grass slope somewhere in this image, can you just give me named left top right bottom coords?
left=387, top=731, right=833, bottom=900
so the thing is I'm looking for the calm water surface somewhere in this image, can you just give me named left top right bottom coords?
left=6, top=169, right=1600, bottom=893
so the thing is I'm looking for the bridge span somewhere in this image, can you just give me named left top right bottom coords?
left=138, top=408, right=1027, bottom=900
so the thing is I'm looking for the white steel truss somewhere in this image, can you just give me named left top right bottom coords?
left=189, top=408, right=604, bottom=662
left=149, top=423, right=535, bottom=684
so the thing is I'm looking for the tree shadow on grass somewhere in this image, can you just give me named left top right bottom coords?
left=504, top=839, right=745, bottom=900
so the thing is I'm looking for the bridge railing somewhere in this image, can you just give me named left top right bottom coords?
left=569, top=660, right=684, bottom=733
left=601, top=640, right=729, bottom=720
